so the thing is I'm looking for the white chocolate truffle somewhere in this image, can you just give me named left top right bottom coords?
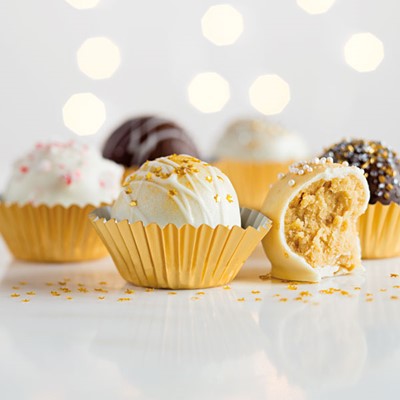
left=215, top=119, right=308, bottom=162
left=111, top=154, right=241, bottom=228
left=3, top=141, right=124, bottom=207
left=261, top=159, right=370, bottom=282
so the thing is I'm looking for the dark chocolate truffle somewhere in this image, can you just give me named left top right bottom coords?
left=103, top=116, right=199, bottom=167
left=321, top=139, right=400, bottom=205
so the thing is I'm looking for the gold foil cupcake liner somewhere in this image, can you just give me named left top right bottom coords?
left=122, top=167, right=137, bottom=182
left=214, top=159, right=291, bottom=210
left=90, top=207, right=272, bottom=289
left=0, top=202, right=108, bottom=262
left=358, top=202, right=400, bottom=259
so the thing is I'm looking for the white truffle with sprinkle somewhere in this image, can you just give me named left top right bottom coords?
left=261, top=158, right=370, bottom=282
left=111, top=154, right=241, bottom=228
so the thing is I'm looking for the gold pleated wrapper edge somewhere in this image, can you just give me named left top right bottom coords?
left=0, top=202, right=108, bottom=263
left=213, top=159, right=292, bottom=210
left=122, top=167, right=138, bottom=183
left=90, top=207, right=272, bottom=289
left=358, top=202, right=400, bottom=259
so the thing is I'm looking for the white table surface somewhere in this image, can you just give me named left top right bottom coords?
left=0, top=240, right=399, bottom=400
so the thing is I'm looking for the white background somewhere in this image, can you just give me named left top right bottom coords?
left=0, top=0, right=399, bottom=186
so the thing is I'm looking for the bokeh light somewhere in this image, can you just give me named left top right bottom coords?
left=201, top=4, right=244, bottom=46
left=249, top=74, right=291, bottom=115
left=65, top=0, right=100, bottom=10
left=296, top=0, right=335, bottom=15
left=77, top=37, right=121, bottom=80
left=344, top=33, right=384, bottom=72
left=188, top=72, right=230, bottom=113
left=63, top=93, right=106, bottom=136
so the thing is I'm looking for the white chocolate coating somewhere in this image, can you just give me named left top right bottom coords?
left=3, top=141, right=124, bottom=207
left=261, top=158, right=370, bottom=282
left=111, top=154, right=241, bottom=228
left=215, top=119, right=309, bottom=162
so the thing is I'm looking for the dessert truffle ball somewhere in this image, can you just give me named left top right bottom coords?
left=261, top=158, right=369, bottom=282
left=321, top=139, right=400, bottom=205
left=3, top=141, right=123, bottom=207
left=215, top=119, right=308, bottom=162
left=111, top=154, right=241, bottom=228
left=103, top=116, right=199, bottom=167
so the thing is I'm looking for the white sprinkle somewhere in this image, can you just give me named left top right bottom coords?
left=320, top=157, right=326, bottom=164
left=297, top=170, right=304, bottom=175
left=342, top=161, right=349, bottom=166
left=288, top=179, right=295, bottom=187
left=313, top=157, right=320, bottom=164
left=327, top=157, right=333, bottom=163
left=277, top=172, right=285, bottom=179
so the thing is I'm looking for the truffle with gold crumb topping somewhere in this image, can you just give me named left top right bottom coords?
left=111, top=154, right=241, bottom=228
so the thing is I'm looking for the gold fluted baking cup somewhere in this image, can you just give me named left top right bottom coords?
left=0, top=202, right=108, bottom=262
left=214, top=159, right=291, bottom=210
left=358, top=202, right=400, bottom=259
left=122, top=167, right=137, bottom=182
left=90, top=207, right=272, bottom=289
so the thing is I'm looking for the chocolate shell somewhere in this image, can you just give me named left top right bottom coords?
left=103, top=116, right=199, bottom=167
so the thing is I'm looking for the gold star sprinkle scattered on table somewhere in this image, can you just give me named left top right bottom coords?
left=99, top=281, right=107, bottom=285
left=279, top=298, right=288, bottom=302
left=98, top=296, right=105, bottom=300
left=390, top=274, right=399, bottom=278
left=124, top=289, right=135, bottom=295
left=391, top=296, right=399, bottom=300
left=237, top=298, right=245, bottom=302
left=196, top=292, right=205, bottom=296
left=26, top=291, right=36, bottom=296
left=10, top=293, right=20, bottom=298
left=117, top=297, right=131, bottom=302
left=78, top=287, right=89, bottom=293
left=287, top=284, right=298, bottom=291
left=223, top=286, right=231, bottom=290
left=191, top=297, right=200, bottom=301
left=251, top=290, right=260, bottom=294
left=21, top=299, right=30, bottom=303
left=50, top=291, right=60, bottom=297
left=45, top=282, right=54, bottom=286
left=168, top=292, right=177, bottom=296
left=94, top=288, right=108, bottom=293
left=354, top=287, right=361, bottom=290
left=60, top=288, right=72, bottom=293
left=11, top=286, right=20, bottom=290
left=66, top=296, right=73, bottom=301
left=19, top=282, right=27, bottom=286
left=255, top=298, right=262, bottom=302
left=145, top=288, right=154, bottom=292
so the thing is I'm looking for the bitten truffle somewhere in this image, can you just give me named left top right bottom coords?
left=111, top=154, right=241, bottom=228
left=3, top=141, right=123, bottom=207
left=103, top=116, right=199, bottom=167
left=261, top=158, right=370, bottom=282
left=321, top=139, right=400, bottom=205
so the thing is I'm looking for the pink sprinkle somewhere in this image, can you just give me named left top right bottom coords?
left=20, top=166, right=29, bottom=174
left=35, top=143, right=44, bottom=149
left=99, top=180, right=106, bottom=188
left=64, top=174, right=72, bottom=185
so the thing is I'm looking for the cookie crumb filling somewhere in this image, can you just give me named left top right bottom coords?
left=284, top=175, right=366, bottom=271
